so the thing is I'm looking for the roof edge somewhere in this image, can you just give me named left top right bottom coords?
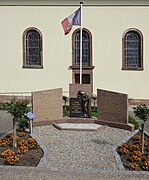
left=0, top=0, right=149, bottom=6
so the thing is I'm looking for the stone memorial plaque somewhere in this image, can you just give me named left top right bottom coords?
left=70, top=98, right=82, bottom=117
left=96, top=89, right=134, bottom=131
left=97, top=89, right=128, bottom=124
left=32, top=88, right=63, bottom=123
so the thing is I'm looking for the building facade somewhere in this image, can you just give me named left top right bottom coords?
left=0, top=0, right=149, bottom=100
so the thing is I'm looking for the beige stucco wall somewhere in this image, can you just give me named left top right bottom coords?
left=89, top=6, right=149, bottom=99
left=0, top=1, right=149, bottom=99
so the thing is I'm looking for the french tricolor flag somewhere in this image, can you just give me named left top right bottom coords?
left=61, top=8, right=81, bottom=35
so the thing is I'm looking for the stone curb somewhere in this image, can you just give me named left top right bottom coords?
left=113, top=129, right=149, bottom=175
left=0, top=130, right=47, bottom=168
left=30, top=133, right=48, bottom=168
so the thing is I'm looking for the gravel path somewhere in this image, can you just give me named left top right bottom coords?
left=33, top=125, right=132, bottom=171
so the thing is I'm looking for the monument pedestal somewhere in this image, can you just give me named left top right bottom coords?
left=94, top=120, right=134, bottom=131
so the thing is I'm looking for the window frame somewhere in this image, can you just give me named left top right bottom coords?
left=22, top=27, right=43, bottom=69
left=122, top=28, right=143, bottom=71
left=71, top=28, right=94, bottom=92
left=72, top=28, right=92, bottom=67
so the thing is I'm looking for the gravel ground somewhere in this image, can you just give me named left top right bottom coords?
left=0, top=111, right=12, bottom=137
left=33, top=125, right=132, bottom=171
left=1, top=125, right=149, bottom=179
left=0, top=167, right=149, bottom=180
left=1, top=109, right=149, bottom=179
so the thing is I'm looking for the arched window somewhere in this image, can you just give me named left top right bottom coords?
left=23, top=27, right=43, bottom=68
left=71, top=28, right=94, bottom=90
left=72, top=28, right=92, bottom=66
left=122, top=29, right=143, bottom=70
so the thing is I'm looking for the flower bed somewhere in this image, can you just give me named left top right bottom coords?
left=117, top=131, right=149, bottom=171
left=0, top=129, right=44, bottom=166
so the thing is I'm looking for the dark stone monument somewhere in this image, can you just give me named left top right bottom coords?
left=70, top=98, right=82, bottom=117
left=77, top=91, right=90, bottom=118
left=96, top=89, right=134, bottom=131
left=69, top=84, right=92, bottom=118
left=69, top=90, right=91, bottom=118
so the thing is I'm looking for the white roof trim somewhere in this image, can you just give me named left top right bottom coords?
left=0, top=0, right=149, bottom=6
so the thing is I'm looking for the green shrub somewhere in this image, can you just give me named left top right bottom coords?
left=63, top=105, right=69, bottom=117
left=0, top=102, right=9, bottom=110
left=18, top=117, right=28, bottom=128
left=63, top=105, right=69, bottom=111
left=128, top=116, right=140, bottom=130
left=91, top=111, right=97, bottom=117
left=91, top=106, right=97, bottom=112
left=91, top=106, right=97, bottom=117
left=63, top=105, right=98, bottom=117
left=5, top=98, right=31, bottom=128
left=6, top=98, right=30, bottom=119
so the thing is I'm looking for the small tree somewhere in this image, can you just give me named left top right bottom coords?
left=6, top=98, right=30, bottom=148
left=133, top=104, right=149, bottom=154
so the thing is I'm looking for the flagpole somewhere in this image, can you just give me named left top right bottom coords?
left=80, top=2, right=83, bottom=84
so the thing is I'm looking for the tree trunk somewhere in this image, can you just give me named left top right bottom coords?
left=13, top=118, right=17, bottom=148
left=141, top=122, right=145, bottom=154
